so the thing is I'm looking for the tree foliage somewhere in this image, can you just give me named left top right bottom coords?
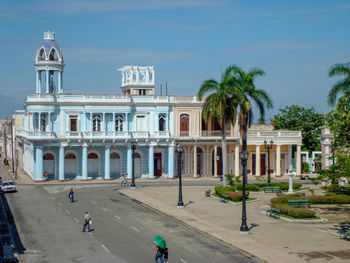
left=326, top=91, right=350, bottom=151
left=271, top=105, right=324, bottom=152
left=328, top=62, right=350, bottom=107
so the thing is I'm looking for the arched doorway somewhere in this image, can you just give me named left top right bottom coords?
left=133, top=152, right=141, bottom=178
left=43, top=153, right=55, bottom=179
left=197, top=147, right=204, bottom=176
left=110, top=152, right=121, bottom=178
left=180, top=114, right=189, bottom=136
left=65, top=152, right=77, bottom=180
left=212, top=147, right=223, bottom=176
left=88, top=152, right=99, bottom=178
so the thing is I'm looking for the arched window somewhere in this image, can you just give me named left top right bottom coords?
left=49, top=49, right=58, bottom=61
left=88, top=152, right=98, bottom=159
left=93, top=114, right=101, bottom=131
left=180, top=114, right=189, bottom=136
left=65, top=153, right=76, bottom=159
left=39, top=48, right=45, bottom=61
left=115, top=114, right=124, bottom=132
left=111, top=152, right=120, bottom=159
left=43, top=153, right=54, bottom=160
left=159, top=114, right=166, bottom=131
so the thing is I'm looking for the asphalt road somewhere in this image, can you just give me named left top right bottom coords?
left=3, top=180, right=260, bottom=263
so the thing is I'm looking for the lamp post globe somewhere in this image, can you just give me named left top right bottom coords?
left=131, top=140, right=137, bottom=188
left=176, top=143, right=184, bottom=208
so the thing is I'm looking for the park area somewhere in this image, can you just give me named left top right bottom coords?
left=120, top=182, right=350, bottom=263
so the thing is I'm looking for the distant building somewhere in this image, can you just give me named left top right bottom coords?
left=16, top=32, right=302, bottom=181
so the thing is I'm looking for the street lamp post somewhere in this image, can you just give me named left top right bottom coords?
left=264, top=139, right=273, bottom=183
left=176, top=144, right=184, bottom=208
left=131, top=140, right=137, bottom=188
left=240, top=150, right=249, bottom=232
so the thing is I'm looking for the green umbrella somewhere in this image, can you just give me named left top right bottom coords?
left=154, top=235, right=166, bottom=249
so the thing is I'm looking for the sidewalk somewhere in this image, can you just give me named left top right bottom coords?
left=119, top=186, right=350, bottom=263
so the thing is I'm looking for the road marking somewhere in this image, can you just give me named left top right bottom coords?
left=102, top=207, right=108, bottom=212
left=101, top=244, right=110, bottom=253
left=131, top=226, right=140, bottom=232
left=91, top=200, right=97, bottom=204
left=114, top=215, right=121, bottom=220
left=51, top=196, right=55, bottom=200
left=58, top=202, right=62, bottom=206
left=74, top=218, right=79, bottom=223
left=65, top=209, right=70, bottom=214
left=180, top=259, right=187, bottom=263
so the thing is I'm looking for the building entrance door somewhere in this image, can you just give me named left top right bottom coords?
left=154, top=153, right=162, bottom=177
left=261, top=154, right=266, bottom=175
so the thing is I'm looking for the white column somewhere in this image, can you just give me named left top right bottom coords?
left=296, top=144, right=302, bottom=176
left=59, top=146, right=65, bottom=181
left=82, top=145, right=88, bottom=180
left=149, top=145, right=154, bottom=178
left=45, top=70, right=49, bottom=93
left=29, top=113, right=33, bottom=131
left=36, top=71, right=40, bottom=93
left=125, top=113, right=129, bottom=131
left=38, top=113, right=41, bottom=132
left=193, top=145, right=197, bottom=178
left=104, top=145, right=111, bottom=180
left=58, top=71, right=62, bottom=93
left=276, top=144, right=281, bottom=176
left=288, top=145, right=292, bottom=172
left=102, top=112, right=105, bottom=132
left=47, top=113, right=51, bottom=132
left=235, top=144, right=240, bottom=177
left=112, top=113, right=116, bottom=132
left=214, top=145, right=218, bottom=178
left=256, top=145, right=261, bottom=176
left=168, top=145, right=174, bottom=178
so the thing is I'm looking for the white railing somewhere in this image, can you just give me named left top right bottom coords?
left=17, top=130, right=56, bottom=138
left=247, top=130, right=301, bottom=137
left=201, top=130, right=233, bottom=137
left=131, top=131, right=149, bottom=138
left=154, top=131, right=170, bottom=137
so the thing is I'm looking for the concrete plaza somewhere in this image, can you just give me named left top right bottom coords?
left=119, top=185, right=350, bottom=263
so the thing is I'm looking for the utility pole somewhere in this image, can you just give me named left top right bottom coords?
left=11, top=119, right=15, bottom=173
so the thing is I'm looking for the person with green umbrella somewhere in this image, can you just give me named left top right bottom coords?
left=154, top=236, right=166, bottom=263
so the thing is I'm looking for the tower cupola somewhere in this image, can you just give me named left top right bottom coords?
left=34, top=31, right=65, bottom=94
left=118, top=66, right=155, bottom=96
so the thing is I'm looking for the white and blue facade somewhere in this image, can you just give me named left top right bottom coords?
left=19, top=32, right=176, bottom=181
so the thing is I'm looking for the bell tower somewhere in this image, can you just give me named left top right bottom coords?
left=34, top=31, right=65, bottom=94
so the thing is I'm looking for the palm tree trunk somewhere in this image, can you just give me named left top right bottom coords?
left=221, top=116, right=227, bottom=187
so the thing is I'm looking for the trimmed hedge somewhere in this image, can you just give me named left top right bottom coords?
left=271, top=193, right=350, bottom=205
left=272, top=203, right=316, bottom=218
left=326, top=184, right=350, bottom=195
left=236, top=182, right=302, bottom=191
left=214, top=186, right=249, bottom=202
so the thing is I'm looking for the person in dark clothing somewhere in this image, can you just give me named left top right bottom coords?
left=163, top=247, right=168, bottom=263
left=68, top=187, right=75, bottom=202
left=154, top=245, right=164, bottom=263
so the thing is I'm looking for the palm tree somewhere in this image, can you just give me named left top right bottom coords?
left=230, top=65, right=273, bottom=231
left=328, top=62, right=350, bottom=107
left=198, top=66, right=241, bottom=187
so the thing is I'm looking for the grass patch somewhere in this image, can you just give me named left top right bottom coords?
left=279, top=214, right=321, bottom=220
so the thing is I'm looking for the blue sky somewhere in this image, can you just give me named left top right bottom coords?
left=0, top=0, right=349, bottom=121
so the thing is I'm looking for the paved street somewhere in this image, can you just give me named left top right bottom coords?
left=4, top=179, right=258, bottom=263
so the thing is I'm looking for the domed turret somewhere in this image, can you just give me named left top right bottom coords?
left=34, top=31, right=65, bottom=94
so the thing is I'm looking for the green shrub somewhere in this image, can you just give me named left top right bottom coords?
left=327, top=184, right=342, bottom=193
left=236, top=184, right=260, bottom=191
left=302, top=162, right=310, bottom=173
left=271, top=193, right=350, bottom=205
left=214, top=186, right=249, bottom=202
left=273, top=204, right=316, bottom=218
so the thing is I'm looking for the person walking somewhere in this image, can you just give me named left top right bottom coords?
left=82, top=211, right=91, bottom=232
left=154, top=245, right=164, bottom=263
left=121, top=174, right=128, bottom=187
left=44, top=171, right=48, bottom=182
left=68, top=187, right=75, bottom=202
left=163, top=247, right=168, bottom=263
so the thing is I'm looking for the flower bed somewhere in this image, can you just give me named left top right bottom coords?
left=236, top=182, right=302, bottom=191
left=214, top=186, right=249, bottom=202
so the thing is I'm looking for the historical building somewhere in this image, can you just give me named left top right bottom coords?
left=17, top=32, right=302, bottom=181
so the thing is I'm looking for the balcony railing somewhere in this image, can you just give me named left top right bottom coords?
left=154, top=131, right=170, bottom=137
left=201, top=130, right=233, bottom=137
left=247, top=130, right=301, bottom=137
left=17, top=130, right=56, bottom=138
